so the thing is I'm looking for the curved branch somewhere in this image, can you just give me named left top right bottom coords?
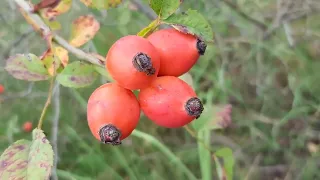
left=14, top=0, right=104, bottom=67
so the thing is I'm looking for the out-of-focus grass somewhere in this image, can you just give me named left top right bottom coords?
left=1, top=0, right=320, bottom=180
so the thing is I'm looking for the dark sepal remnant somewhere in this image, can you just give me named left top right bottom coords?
left=99, top=124, right=122, bottom=145
left=196, top=39, right=207, bottom=55
left=185, top=97, right=204, bottom=119
left=132, top=52, right=156, bottom=76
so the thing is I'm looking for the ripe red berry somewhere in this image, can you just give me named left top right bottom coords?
left=0, top=84, right=4, bottom=94
left=23, top=121, right=33, bottom=132
left=87, top=83, right=141, bottom=145
left=106, top=35, right=161, bottom=90
left=147, top=28, right=207, bottom=77
left=138, top=76, right=204, bottom=128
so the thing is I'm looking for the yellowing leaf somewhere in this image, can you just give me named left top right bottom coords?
left=39, top=0, right=72, bottom=30
left=40, top=48, right=61, bottom=76
left=54, top=46, right=69, bottom=67
left=80, top=0, right=91, bottom=6
left=38, top=34, right=61, bottom=76
left=69, top=15, right=100, bottom=47
left=51, top=0, right=72, bottom=15
left=40, top=0, right=72, bottom=19
left=79, top=0, right=122, bottom=9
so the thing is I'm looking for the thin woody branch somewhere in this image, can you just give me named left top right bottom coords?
left=14, top=0, right=104, bottom=67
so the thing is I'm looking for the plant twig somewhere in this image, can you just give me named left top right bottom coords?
left=130, top=0, right=168, bottom=29
left=221, top=0, right=267, bottom=30
left=2, top=27, right=34, bottom=59
left=13, top=0, right=104, bottom=67
left=37, top=76, right=55, bottom=129
left=130, top=0, right=157, bottom=20
left=50, top=82, right=60, bottom=180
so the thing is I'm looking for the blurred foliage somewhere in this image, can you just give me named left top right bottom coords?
left=1, top=0, right=320, bottom=179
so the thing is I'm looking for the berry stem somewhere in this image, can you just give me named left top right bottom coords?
left=37, top=67, right=56, bottom=129
left=137, top=18, right=161, bottom=38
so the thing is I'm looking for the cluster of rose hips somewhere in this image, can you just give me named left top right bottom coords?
left=86, top=28, right=207, bottom=145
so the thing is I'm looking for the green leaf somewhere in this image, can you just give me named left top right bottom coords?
left=5, top=54, right=51, bottom=81
left=0, top=140, right=31, bottom=179
left=28, top=129, right=54, bottom=179
left=150, top=0, right=181, bottom=19
left=137, top=20, right=159, bottom=37
left=214, top=148, right=234, bottom=180
left=94, top=66, right=113, bottom=81
left=56, top=61, right=98, bottom=88
left=0, top=129, right=54, bottom=180
left=162, top=9, right=213, bottom=41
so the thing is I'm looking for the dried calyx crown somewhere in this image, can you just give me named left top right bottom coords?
left=185, top=97, right=204, bottom=119
left=196, top=39, right=207, bottom=55
left=99, top=124, right=122, bottom=145
left=132, top=52, right=156, bottom=76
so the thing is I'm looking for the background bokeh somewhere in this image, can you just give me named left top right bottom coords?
left=1, top=0, right=320, bottom=179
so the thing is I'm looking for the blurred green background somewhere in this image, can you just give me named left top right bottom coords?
left=1, top=0, right=320, bottom=179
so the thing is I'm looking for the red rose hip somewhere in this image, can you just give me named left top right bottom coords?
left=87, top=83, right=141, bottom=145
left=138, top=76, right=204, bottom=128
left=23, top=121, right=33, bottom=132
left=106, top=35, right=161, bottom=90
left=147, top=28, right=207, bottom=77
left=0, top=84, right=4, bottom=94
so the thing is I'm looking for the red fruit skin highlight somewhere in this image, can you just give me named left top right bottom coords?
left=106, top=35, right=161, bottom=90
left=138, top=76, right=203, bottom=128
left=0, top=84, right=4, bottom=94
left=147, top=28, right=206, bottom=77
left=87, top=83, right=141, bottom=144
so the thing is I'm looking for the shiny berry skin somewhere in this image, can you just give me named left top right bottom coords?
left=87, top=83, right=141, bottom=145
left=0, top=84, right=4, bottom=94
left=147, top=28, right=207, bottom=77
left=23, top=121, right=33, bottom=132
left=106, top=35, right=161, bottom=90
left=138, top=76, right=204, bottom=128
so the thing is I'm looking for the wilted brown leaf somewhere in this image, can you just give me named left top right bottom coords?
left=69, top=15, right=100, bottom=47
